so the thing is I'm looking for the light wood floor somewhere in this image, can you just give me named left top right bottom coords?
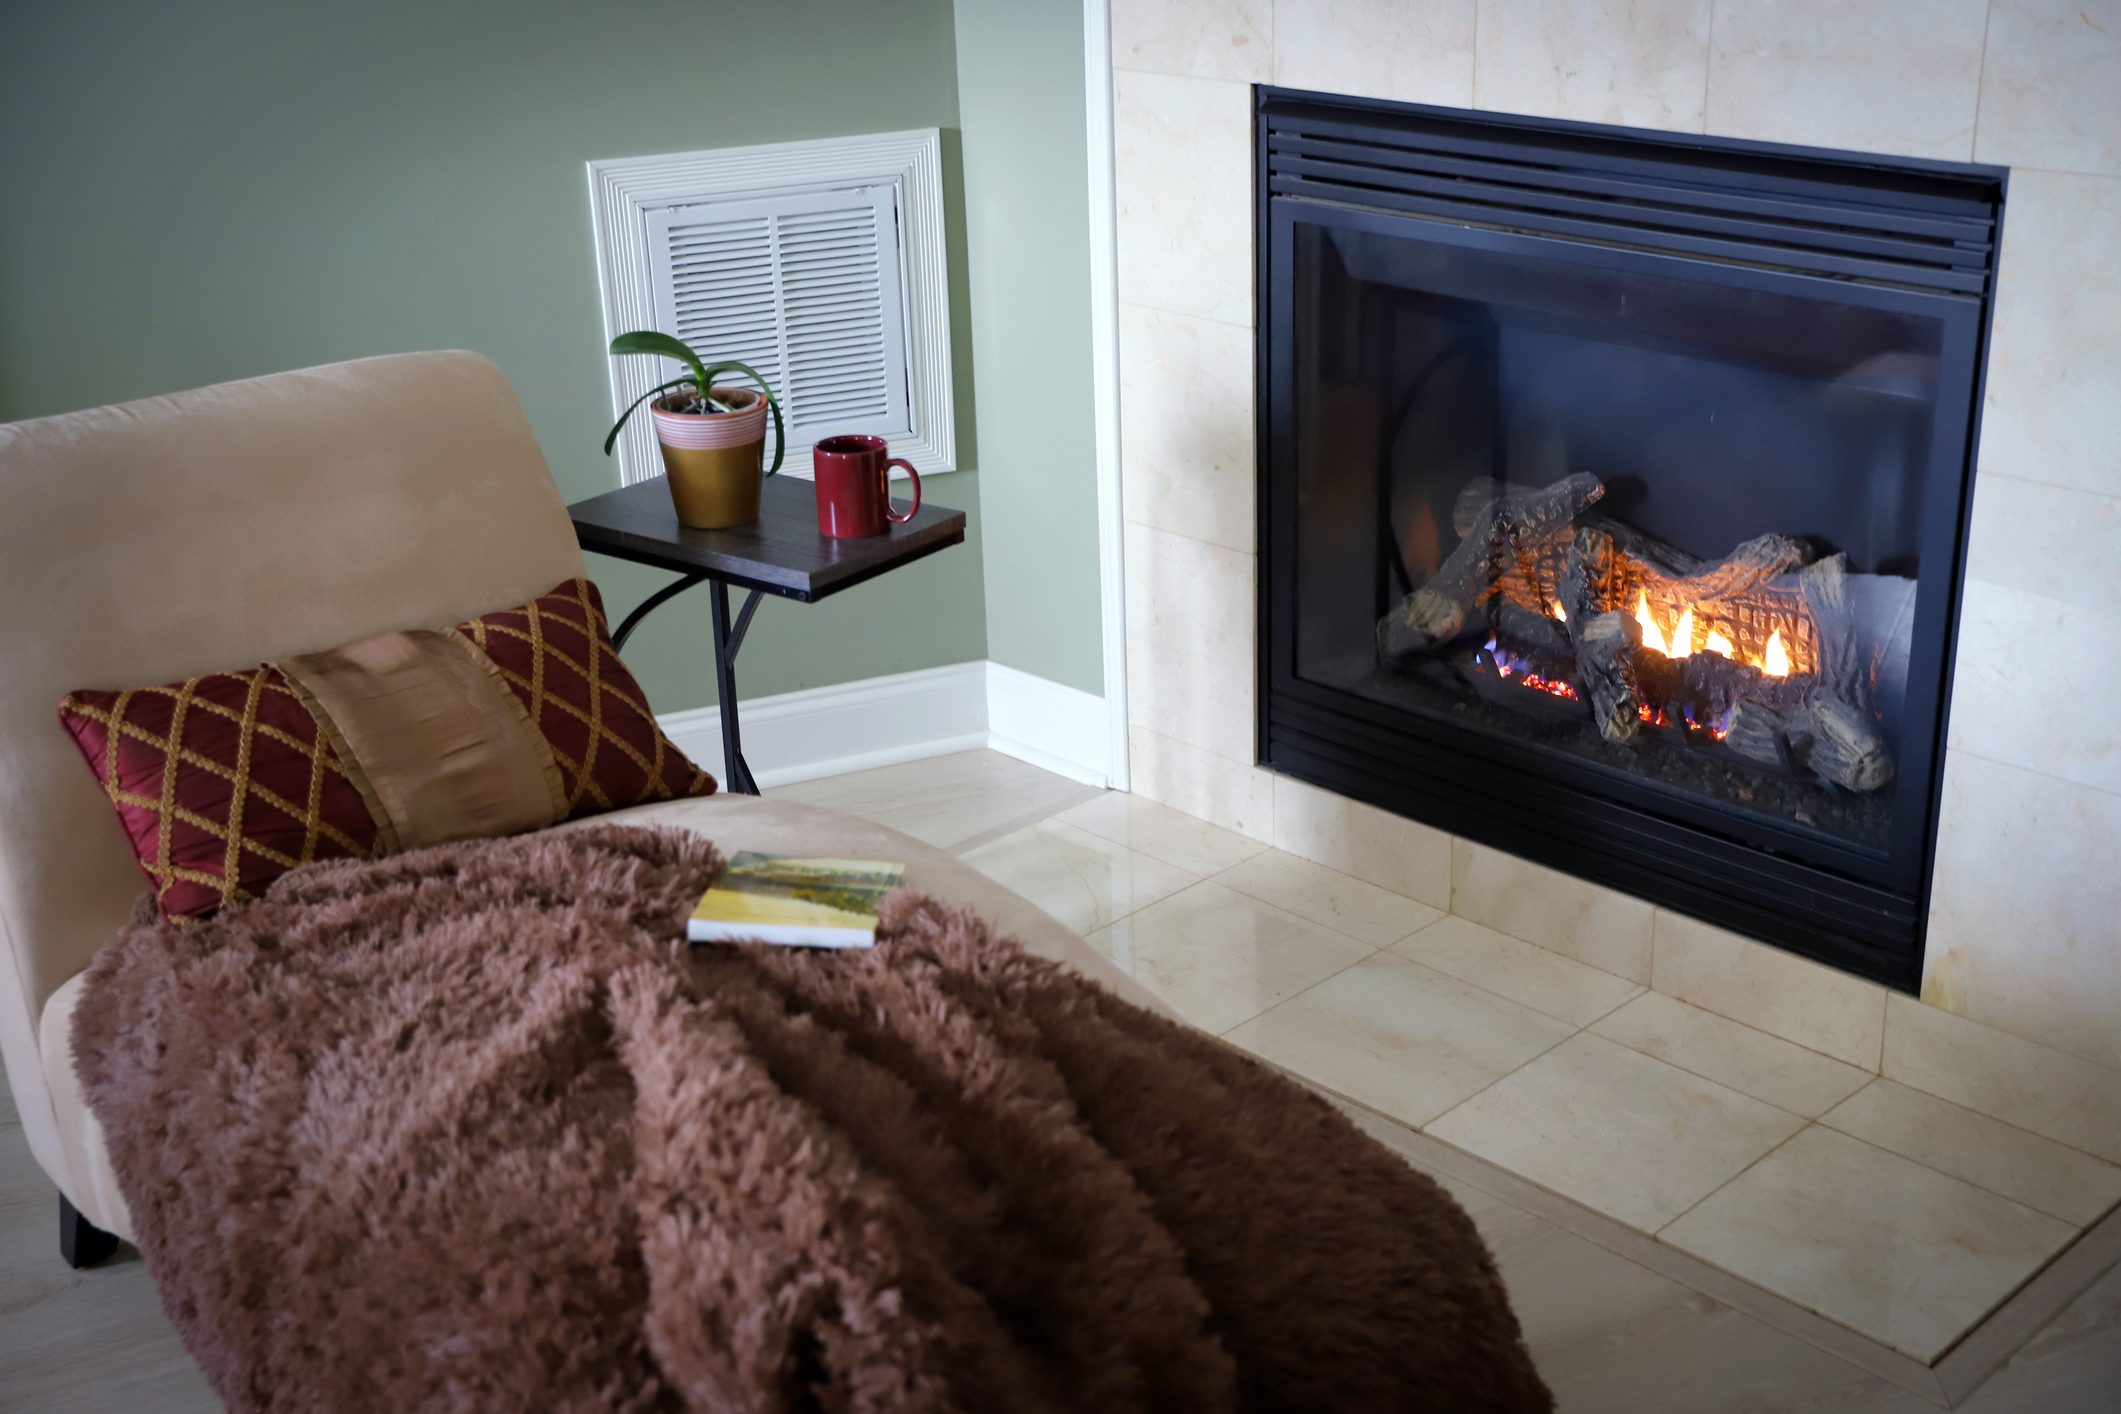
left=4, top=751, right=2116, bottom=1411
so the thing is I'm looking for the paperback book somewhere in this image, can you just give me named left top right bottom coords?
left=687, top=852, right=906, bottom=949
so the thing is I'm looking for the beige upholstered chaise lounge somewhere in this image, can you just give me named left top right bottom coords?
left=0, top=351, right=1151, bottom=1262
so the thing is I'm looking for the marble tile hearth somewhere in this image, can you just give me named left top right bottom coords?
left=954, top=779, right=2121, bottom=1371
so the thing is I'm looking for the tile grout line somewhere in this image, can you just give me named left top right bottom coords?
left=1970, top=0, right=1997, bottom=163
left=1387, top=913, right=1453, bottom=951
left=1972, top=463, right=2121, bottom=501
left=1385, top=924, right=1638, bottom=1031
left=1114, top=298, right=1256, bottom=336
left=1882, top=974, right=2121, bottom=1166
left=1082, top=871, right=1388, bottom=1039
left=1642, top=925, right=1891, bottom=1073
left=1469, top=0, right=1482, bottom=111
left=1209, top=856, right=1450, bottom=953
left=1214, top=941, right=1389, bottom=1038
left=1630, top=975, right=2121, bottom=1169
left=1861, top=1069, right=2121, bottom=1171
left=1459, top=903, right=1893, bottom=1080
left=1627, top=967, right=1887, bottom=1077
left=1047, top=792, right=1271, bottom=874
left=1651, top=1119, right=1814, bottom=1240
left=1813, top=1094, right=2117, bottom=1231
left=1426, top=912, right=1649, bottom=992
left=1700, top=0, right=1718, bottom=134
left=1122, top=516, right=1256, bottom=567
left=1944, top=742, right=2121, bottom=808
left=1579, top=982, right=1651, bottom=1031
left=947, top=788, right=1109, bottom=858
left=1879, top=980, right=1893, bottom=1080
left=1297, top=1073, right=1958, bottom=1396
left=1414, top=1003, right=1593, bottom=1137
left=1932, top=1201, right=2121, bottom=1403
left=1647, top=1116, right=2098, bottom=1354
left=1108, top=62, right=1257, bottom=89
left=1125, top=723, right=1260, bottom=777
left=1393, top=920, right=1650, bottom=1032
left=1087, top=868, right=1210, bottom=938
left=1926, top=1224, right=2121, bottom=1384
left=1858, top=1065, right=2121, bottom=1173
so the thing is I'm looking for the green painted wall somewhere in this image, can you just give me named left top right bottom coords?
left=0, top=0, right=987, bottom=711
left=952, top=0, right=1105, bottom=696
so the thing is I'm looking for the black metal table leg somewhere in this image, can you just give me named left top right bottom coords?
left=708, top=582, right=764, bottom=794
left=611, top=571, right=709, bottom=652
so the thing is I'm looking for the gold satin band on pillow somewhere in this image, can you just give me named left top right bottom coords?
left=279, top=629, right=567, bottom=851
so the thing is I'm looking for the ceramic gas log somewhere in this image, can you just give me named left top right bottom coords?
left=1378, top=476, right=1893, bottom=794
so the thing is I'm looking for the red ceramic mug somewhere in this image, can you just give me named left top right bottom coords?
left=812, top=435, right=921, bottom=538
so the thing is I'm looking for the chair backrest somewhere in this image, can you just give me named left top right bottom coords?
left=0, top=351, right=585, bottom=1188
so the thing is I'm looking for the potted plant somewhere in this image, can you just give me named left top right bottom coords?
left=603, top=331, right=785, bottom=529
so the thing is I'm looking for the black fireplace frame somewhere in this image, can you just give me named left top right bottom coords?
left=1253, top=88, right=2009, bottom=991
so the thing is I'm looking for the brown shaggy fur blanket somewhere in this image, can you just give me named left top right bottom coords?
left=74, top=824, right=1551, bottom=1413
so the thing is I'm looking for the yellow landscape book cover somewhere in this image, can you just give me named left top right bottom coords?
left=687, top=853, right=906, bottom=948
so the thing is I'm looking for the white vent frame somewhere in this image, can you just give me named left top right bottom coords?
left=589, top=129, right=954, bottom=484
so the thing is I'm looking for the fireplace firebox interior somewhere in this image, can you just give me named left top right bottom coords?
left=1258, top=91, right=2005, bottom=988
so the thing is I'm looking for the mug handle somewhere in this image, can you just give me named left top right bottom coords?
left=884, top=458, right=921, bottom=523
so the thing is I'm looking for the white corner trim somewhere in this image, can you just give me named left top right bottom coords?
left=657, top=660, right=1110, bottom=792
left=587, top=128, right=955, bottom=486
left=987, top=662, right=1111, bottom=788
left=1083, top=0, right=1131, bottom=792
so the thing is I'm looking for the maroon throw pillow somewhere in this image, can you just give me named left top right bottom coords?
left=60, top=577, right=714, bottom=921
left=455, top=578, right=717, bottom=816
left=59, top=669, right=383, bottom=920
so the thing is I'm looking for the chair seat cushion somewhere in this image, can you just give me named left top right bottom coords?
left=58, top=577, right=713, bottom=920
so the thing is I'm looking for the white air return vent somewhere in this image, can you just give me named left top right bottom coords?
left=589, top=130, right=953, bottom=483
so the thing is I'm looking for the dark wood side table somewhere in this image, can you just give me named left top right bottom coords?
left=568, top=475, right=965, bottom=796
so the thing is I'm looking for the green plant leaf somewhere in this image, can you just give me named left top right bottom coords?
left=603, top=340, right=786, bottom=473
left=693, top=359, right=786, bottom=475
left=602, top=375, right=696, bottom=455
left=610, top=329, right=706, bottom=384
left=609, top=330, right=720, bottom=409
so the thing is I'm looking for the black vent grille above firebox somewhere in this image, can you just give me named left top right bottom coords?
left=1256, top=91, right=2007, bottom=992
left=1265, top=102, right=1998, bottom=296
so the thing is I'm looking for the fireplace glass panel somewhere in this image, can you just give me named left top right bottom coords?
left=1291, top=220, right=1943, bottom=850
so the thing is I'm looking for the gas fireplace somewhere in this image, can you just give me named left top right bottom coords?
left=1256, top=91, right=2005, bottom=988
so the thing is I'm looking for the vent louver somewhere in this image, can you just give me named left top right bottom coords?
left=649, top=184, right=910, bottom=459
left=1263, top=100, right=2001, bottom=295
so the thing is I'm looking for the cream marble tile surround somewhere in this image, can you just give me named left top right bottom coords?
left=1110, top=0, right=2121, bottom=1089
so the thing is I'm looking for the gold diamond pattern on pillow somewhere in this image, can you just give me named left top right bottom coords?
left=456, top=579, right=714, bottom=814
left=58, top=669, right=381, bottom=919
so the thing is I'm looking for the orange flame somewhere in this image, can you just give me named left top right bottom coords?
left=1630, top=593, right=1795, bottom=678
left=1635, top=590, right=1667, bottom=656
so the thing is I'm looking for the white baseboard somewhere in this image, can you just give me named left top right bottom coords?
left=657, top=660, right=1111, bottom=791
left=985, top=661, right=1110, bottom=787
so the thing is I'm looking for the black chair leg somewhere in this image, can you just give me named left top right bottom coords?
left=59, top=1194, right=120, bottom=1269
